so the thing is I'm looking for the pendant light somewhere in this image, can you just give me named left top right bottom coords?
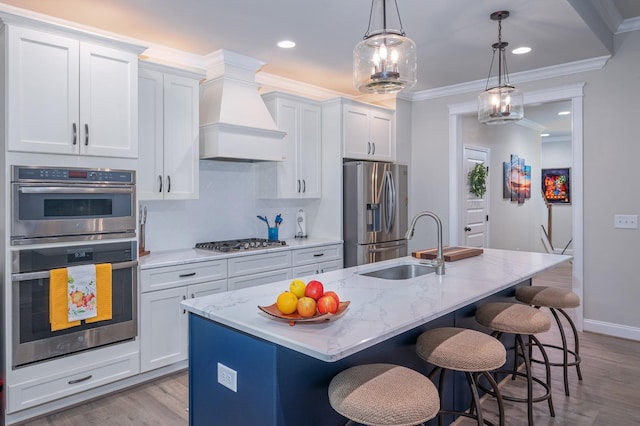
left=478, top=11, right=523, bottom=124
left=353, top=0, right=417, bottom=94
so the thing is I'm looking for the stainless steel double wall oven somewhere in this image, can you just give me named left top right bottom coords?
left=10, top=165, right=138, bottom=367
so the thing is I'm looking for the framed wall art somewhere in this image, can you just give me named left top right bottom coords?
left=541, top=168, right=571, bottom=204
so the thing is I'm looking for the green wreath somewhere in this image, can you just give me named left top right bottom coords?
left=468, top=163, right=488, bottom=197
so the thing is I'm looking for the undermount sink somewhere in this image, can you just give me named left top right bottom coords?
left=359, top=264, right=437, bottom=280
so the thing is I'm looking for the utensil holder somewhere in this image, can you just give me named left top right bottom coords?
left=268, top=227, right=279, bottom=241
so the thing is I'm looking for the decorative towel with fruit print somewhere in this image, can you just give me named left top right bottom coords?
left=85, top=263, right=113, bottom=323
left=49, top=268, right=81, bottom=331
left=66, top=264, right=98, bottom=322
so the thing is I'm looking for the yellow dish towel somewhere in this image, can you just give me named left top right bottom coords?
left=50, top=268, right=81, bottom=331
left=86, top=263, right=113, bottom=323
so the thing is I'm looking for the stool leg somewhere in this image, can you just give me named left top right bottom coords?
left=515, top=334, right=534, bottom=426
left=549, top=307, right=571, bottom=396
left=465, top=372, right=484, bottom=426
left=558, top=307, right=583, bottom=382
left=480, top=371, right=505, bottom=426
left=531, top=334, right=555, bottom=418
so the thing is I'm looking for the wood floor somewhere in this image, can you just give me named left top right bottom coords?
left=20, top=261, right=640, bottom=425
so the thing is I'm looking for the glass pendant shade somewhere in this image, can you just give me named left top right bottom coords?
left=478, top=85, right=524, bottom=124
left=354, top=32, right=417, bottom=94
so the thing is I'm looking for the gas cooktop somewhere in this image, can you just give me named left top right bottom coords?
left=195, top=238, right=287, bottom=253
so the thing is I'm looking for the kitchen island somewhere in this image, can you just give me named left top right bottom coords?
left=181, top=248, right=570, bottom=425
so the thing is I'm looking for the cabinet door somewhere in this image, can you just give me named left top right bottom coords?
left=369, top=109, right=394, bottom=161
left=137, top=68, right=165, bottom=200
left=140, top=287, right=188, bottom=372
left=187, top=280, right=228, bottom=299
left=273, top=98, right=300, bottom=198
left=227, top=269, right=292, bottom=291
left=79, top=42, right=138, bottom=158
left=7, top=26, right=80, bottom=154
left=162, top=74, right=199, bottom=199
left=342, top=104, right=370, bottom=160
left=298, top=102, right=322, bottom=198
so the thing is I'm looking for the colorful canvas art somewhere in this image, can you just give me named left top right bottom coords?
left=503, top=154, right=531, bottom=204
left=542, top=168, right=571, bottom=204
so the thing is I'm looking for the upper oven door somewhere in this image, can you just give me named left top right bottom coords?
left=11, top=183, right=136, bottom=245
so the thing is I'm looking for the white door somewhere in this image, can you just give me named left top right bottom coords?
left=462, top=145, right=490, bottom=247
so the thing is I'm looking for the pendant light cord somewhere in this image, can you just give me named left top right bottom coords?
left=364, top=0, right=406, bottom=39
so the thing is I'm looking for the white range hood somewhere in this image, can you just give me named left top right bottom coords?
left=199, top=50, right=286, bottom=161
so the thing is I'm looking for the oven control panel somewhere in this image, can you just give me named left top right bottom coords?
left=12, top=165, right=135, bottom=184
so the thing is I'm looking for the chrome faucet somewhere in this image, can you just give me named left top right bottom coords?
left=404, top=211, right=445, bottom=275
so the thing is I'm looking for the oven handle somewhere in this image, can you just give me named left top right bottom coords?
left=12, top=260, right=138, bottom=282
left=18, top=186, right=133, bottom=194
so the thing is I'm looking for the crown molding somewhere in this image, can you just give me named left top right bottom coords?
left=409, top=56, right=608, bottom=102
left=618, top=16, right=640, bottom=34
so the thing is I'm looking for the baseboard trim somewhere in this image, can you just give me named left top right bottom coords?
left=583, top=318, right=640, bottom=341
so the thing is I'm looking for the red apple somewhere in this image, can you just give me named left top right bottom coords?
left=317, top=295, right=338, bottom=314
left=305, top=280, right=324, bottom=301
left=296, top=297, right=317, bottom=318
left=323, top=291, right=340, bottom=306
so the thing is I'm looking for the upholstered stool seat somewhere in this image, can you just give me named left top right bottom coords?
left=475, top=302, right=554, bottom=426
left=328, top=363, right=439, bottom=426
left=416, top=327, right=506, bottom=426
left=516, top=286, right=583, bottom=396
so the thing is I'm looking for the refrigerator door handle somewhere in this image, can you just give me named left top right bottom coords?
left=383, top=170, right=396, bottom=234
left=368, top=242, right=406, bottom=253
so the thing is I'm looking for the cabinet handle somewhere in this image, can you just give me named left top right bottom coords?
left=313, top=253, right=324, bottom=257
left=158, top=175, right=163, bottom=192
left=191, top=293, right=195, bottom=298
left=179, top=272, right=196, bottom=278
left=84, top=124, right=89, bottom=146
left=167, top=175, right=171, bottom=193
left=183, top=294, right=187, bottom=314
left=68, top=375, right=92, bottom=385
left=367, top=142, right=371, bottom=154
left=72, top=123, right=77, bottom=145
left=372, top=142, right=376, bottom=155
left=302, top=179, right=306, bottom=193
left=297, top=179, right=301, bottom=193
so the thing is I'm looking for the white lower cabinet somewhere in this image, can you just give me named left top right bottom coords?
left=291, top=244, right=343, bottom=278
left=227, top=251, right=292, bottom=291
left=140, top=260, right=227, bottom=372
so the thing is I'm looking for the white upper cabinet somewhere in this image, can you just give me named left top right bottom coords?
left=5, top=25, right=139, bottom=157
left=342, top=100, right=395, bottom=162
left=138, top=64, right=202, bottom=200
left=258, top=93, right=322, bottom=199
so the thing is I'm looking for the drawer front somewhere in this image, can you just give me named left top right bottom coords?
left=292, top=244, right=342, bottom=266
left=227, top=269, right=292, bottom=291
left=7, top=352, right=138, bottom=413
left=140, top=260, right=228, bottom=292
left=227, top=251, right=292, bottom=278
left=293, top=260, right=342, bottom=278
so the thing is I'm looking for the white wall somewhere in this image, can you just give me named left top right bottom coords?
left=408, top=29, right=640, bottom=337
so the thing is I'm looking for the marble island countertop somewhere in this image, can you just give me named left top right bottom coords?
left=181, top=248, right=570, bottom=362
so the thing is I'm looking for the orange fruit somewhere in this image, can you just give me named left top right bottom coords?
left=276, top=291, right=298, bottom=314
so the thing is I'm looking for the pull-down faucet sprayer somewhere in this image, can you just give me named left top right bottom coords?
left=404, top=211, right=445, bottom=275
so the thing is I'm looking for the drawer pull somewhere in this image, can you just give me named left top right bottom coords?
left=179, top=272, right=196, bottom=278
left=313, top=253, right=325, bottom=257
left=68, top=375, right=92, bottom=385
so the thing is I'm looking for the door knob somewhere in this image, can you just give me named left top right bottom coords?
left=464, top=226, right=472, bottom=232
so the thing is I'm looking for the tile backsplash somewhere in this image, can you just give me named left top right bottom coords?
left=142, top=160, right=322, bottom=252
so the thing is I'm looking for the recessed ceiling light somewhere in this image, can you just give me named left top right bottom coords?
left=558, top=111, right=571, bottom=116
left=540, top=133, right=550, bottom=137
left=277, top=40, right=296, bottom=49
left=512, top=47, right=531, bottom=55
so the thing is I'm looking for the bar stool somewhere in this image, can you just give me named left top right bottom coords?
left=515, top=286, right=582, bottom=396
left=416, top=327, right=506, bottom=426
left=475, top=302, right=554, bottom=426
left=328, top=363, right=439, bottom=426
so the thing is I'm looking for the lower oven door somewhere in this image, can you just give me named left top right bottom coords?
left=11, top=241, right=138, bottom=368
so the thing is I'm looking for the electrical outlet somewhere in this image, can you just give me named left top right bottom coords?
left=614, top=214, right=638, bottom=229
left=217, top=362, right=237, bottom=392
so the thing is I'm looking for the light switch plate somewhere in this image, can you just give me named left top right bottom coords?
left=614, top=214, right=638, bottom=229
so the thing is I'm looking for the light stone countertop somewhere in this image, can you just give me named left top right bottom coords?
left=181, top=248, right=571, bottom=362
left=138, top=237, right=343, bottom=269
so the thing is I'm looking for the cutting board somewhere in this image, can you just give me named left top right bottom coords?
left=412, top=246, right=483, bottom=262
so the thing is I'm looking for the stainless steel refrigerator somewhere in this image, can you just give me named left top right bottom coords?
left=343, top=161, right=408, bottom=267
